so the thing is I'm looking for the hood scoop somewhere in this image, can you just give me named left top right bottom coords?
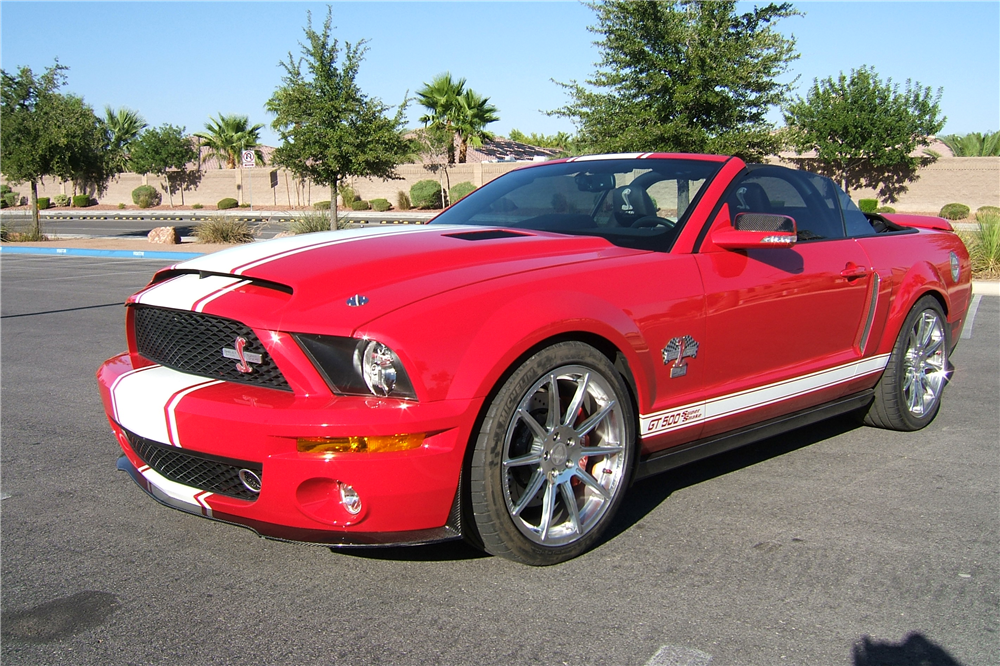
left=444, top=229, right=533, bottom=241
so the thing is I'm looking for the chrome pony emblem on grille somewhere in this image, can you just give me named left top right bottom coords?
left=662, top=335, right=699, bottom=378
left=222, top=336, right=263, bottom=374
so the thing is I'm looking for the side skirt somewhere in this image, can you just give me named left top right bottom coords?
left=635, top=390, right=875, bottom=481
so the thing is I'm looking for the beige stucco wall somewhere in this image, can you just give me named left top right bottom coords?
left=4, top=157, right=997, bottom=213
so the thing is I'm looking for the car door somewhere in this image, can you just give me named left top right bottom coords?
left=693, top=167, right=876, bottom=436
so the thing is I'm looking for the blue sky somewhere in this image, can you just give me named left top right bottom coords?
left=2, top=1, right=997, bottom=147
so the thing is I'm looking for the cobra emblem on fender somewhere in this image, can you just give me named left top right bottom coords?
left=222, top=336, right=263, bottom=374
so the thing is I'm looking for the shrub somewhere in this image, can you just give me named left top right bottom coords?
left=410, top=180, right=443, bottom=209
left=350, top=200, right=370, bottom=211
left=338, top=185, right=357, bottom=207
left=397, top=191, right=411, bottom=211
left=450, top=182, right=477, bottom=203
left=217, top=197, right=239, bottom=210
left=118, top=202, right=126, bottom=209
left=876, top=206, right=896, bottom=214
left=53, top=194, right=70, bottom=207
left=370, top=198, right=391, bottom=212
left=858, top=199, right=878, bottom=213
left=290, top=211, right=341, bottom=235
left=3, top=191, right=21, bottom=207
left=959, top=212, right=1000, bottom=278
left=939, top=203, right=970, bottom=220
left=194, top=216, right=256, bottom=244
left=72, top=194, right=92, bottom=207
left=313, top=200, right=331, bottom=210
left=976, top=205, right=1000, bottom=221
left=132, top=185, right=161, bottom=208
left=0, top=184, right=10, bottom=194
left=192, top=203, right=203, bottom=210
left=36, top=197, right=50, bottom=210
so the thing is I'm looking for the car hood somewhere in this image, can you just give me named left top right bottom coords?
left=169, top=226, right=639, bottom=334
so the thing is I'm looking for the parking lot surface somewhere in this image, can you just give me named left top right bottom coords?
left=2, top=254, right=997, bottom=665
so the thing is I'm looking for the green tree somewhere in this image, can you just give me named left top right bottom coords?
left=129, top=124, right=198, bottom=208
left=416, top=72, right=465, bottom=164
left=416, top=73, right=499, bottom=163
left=266, top=7, right=412, bottom=229
left=784, top=66, right=945, bottom=201
left=939, top=131, right=1000, bottom=157
left=553, top=0, right=800, bottom=159
left=1, top=62, right=110, bottom=236
left=194, top=113, right=265, bottom=169
left=454, top=89, right=499, bottom=163
left=104, top=106, right=147, bottom=174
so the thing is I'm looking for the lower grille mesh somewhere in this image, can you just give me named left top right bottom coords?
left=125, top=429, right=262, bottom=502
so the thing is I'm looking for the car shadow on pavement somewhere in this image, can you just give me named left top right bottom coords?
left=334, top=539, right=491, bottom=563
left=605, top=413, right=864, bottom=542
left=852, top=632, right=966, bottom=665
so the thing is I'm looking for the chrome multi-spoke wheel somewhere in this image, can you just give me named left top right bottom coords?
left=470, top=342, right=635, bottom=565
left=502, top=365, right=627, bottom=546
left=901, top=309, right=948, bottom=417
left=864, top=296, right=950, bottom=431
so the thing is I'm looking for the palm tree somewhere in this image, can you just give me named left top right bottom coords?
left=454, top=89, right=499, bottom=163
left=194, top=113, right=266, bottom=168
left=939, top=131, right=1000, bottom=157
left=416, top=73, right=466, bottom=164
left=103, top=106, right=147, bottom=174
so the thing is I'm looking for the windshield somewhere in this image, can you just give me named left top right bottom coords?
left=429, top=158, right=725, bottom=250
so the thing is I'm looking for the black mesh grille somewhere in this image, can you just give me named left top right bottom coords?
left=734, top=212, right=794, bottom=233
left=132, top=305, right=291, bottom=391
left=125, top=429, right=262, bottom=501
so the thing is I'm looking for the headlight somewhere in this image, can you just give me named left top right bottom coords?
left=294, top=334, right=417, bottom=400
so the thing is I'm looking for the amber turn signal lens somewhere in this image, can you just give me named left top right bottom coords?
left=297, top=433, right=425, bottom=454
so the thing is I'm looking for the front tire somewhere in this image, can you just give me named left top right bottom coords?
left=864, top=295, right=950, bottom=431
left=469, top=342, right=636, bottom=565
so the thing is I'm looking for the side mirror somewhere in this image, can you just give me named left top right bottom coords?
left=712, top=213, right=797, bottom=249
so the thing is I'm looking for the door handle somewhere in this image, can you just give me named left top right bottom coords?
left=841, top=263, right=869, bottom=279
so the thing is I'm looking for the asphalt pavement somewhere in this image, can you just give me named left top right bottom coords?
left=1, top=254, right=997, bottom=666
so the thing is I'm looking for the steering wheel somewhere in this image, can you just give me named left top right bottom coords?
left=631, top=216, right=675, bottom=229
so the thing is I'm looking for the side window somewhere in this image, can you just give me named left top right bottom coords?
left=730, top=169, right=845, bottom=241
left=835, top=185, right=877, bottom=237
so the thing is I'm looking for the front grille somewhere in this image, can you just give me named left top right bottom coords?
left=132, top=305, right=291, bottom=391
left=125, top=429, right=262, bottom=501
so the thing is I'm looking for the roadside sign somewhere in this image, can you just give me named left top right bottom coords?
left=241, top=150, right=255, bottom=168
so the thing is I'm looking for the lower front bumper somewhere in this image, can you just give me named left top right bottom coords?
left=116, top=453, right=463, bottom=547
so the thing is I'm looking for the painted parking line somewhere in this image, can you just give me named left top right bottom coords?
left=0, top=246, right=203, bottom=261
left=962, top=294, right=983, bottom=340
left=645, top=645, right=714, bottom=666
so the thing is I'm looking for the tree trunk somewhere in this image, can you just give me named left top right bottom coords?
left=166, top=174, right=174, bottom=208
left=30, top=180, right=40, bottom=238
left=459, top=138, right=468, bottom=164
left=330, top=177, right=339, bottom=231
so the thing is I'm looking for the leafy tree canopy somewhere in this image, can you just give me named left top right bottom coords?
left=783, top=65, right=945, bottom=201
left=1, top=61, right=110, bottom=234
left=267, top=7, right=412, bottom=228
left=130, top=124, right=197, bottom=176
left=553, top=0, right=800, bottom=160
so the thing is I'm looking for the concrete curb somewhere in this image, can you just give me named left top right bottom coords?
left=972, top=280, right=1000, bottom=296
left=0, top=245, right=203, bottom=261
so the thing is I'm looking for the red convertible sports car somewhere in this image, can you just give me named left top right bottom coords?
left=97, top=153, right=972, bottom=565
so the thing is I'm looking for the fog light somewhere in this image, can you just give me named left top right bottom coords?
left=297, top=433, right=425, bottom=454
left=339, top=482, right=362, bottom=515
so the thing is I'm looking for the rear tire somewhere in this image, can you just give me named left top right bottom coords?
left=863, top=295, right=950, bottom=431
left=468, top=342, right=635, bottom=565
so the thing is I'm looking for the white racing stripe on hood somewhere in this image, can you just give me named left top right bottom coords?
left=112, top=365, right=222, bottom=446
left=136, top=274, right=247, bottom=312
left=176, top=226, right=447, bottom=276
